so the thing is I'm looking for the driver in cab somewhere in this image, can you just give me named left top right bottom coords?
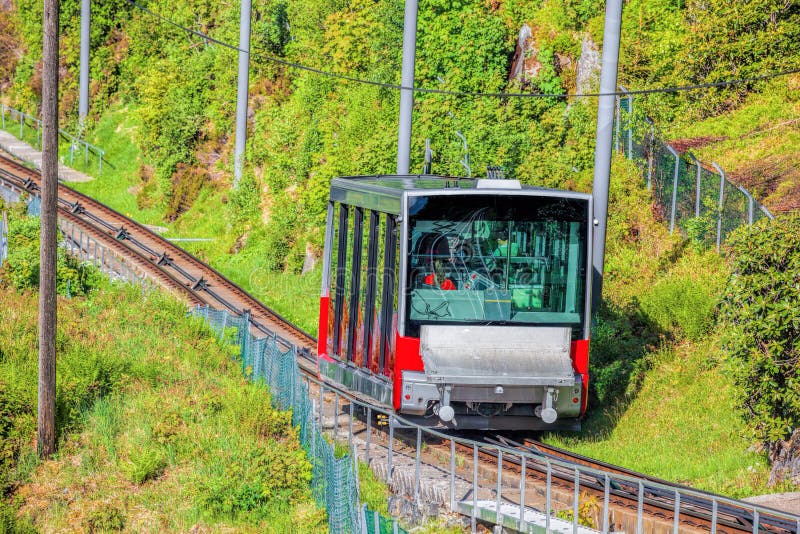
left=423, top=259, right=456, bottom=290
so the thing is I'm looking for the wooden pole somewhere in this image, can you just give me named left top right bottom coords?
left=38, top=0, right=59, bottom=458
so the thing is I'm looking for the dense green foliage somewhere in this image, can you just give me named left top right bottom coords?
left=1, top=207, right=100, bottom=296
left=2, top=0, right=798, bottom=497
left=720, top=215, right=800, bottom=443
left=0, top=278, right=323, bottom=531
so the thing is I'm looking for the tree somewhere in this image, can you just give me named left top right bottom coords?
left=720, top=215, right=800, bottom=444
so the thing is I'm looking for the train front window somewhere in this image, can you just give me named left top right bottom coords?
left=405, top=194, right=588, bottom=338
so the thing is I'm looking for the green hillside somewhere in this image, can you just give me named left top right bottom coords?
left=1, top=0, right=798, bottom=506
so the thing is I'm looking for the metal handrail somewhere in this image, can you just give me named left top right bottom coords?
left=0, top=102, right=105, bottom=174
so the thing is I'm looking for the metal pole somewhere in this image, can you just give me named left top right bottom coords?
left=365, top=406, right=371, bottom=464
left=602, top=475, right=610, bottom=533
left=519, top=455, right=526, bottom=521
left=590, top=0, right=623, bottom=312
left=673, top=490, right=680, bottom=533
left=396, top=0, right=419, bottom=175
left=692, top=154, right=701, bottom=217
left=79, top=0, right=90, bottom=125
left=388, top=417, right=394, bottom=482
left=496, top=450, right=503, bottom=525
left=472, top=444, right=478, bottom=532
left=712, top=162, right=726, bottom=251
left=573, top=468, right=579, bottom=534
left=738, top=185, right=754, bottom=225
left=449, top=438, right=456, bottom=511
left=233, top=0, right=252, bottom=187
left=667, top=145, right=679, bottom=234
left=414, top=426, right=422, bottom=505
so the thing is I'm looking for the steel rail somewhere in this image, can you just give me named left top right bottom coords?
left=0, top=155, right=316, bottom=355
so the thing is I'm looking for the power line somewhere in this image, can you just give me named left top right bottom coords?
left=125, top=0, right=800, bottom=100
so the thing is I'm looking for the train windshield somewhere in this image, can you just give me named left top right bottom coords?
left=405, top=194, right=588, bottom=338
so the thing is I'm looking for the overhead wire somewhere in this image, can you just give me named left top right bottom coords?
left=125, top=0, right=800, bottom=99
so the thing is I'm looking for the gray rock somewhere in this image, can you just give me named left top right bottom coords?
left=769, top=428, right=800, bottom=486
left=576, top=35, right=600, bottom=95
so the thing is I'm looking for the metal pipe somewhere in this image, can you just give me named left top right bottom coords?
left=590, top=0, right=623, bottom=312
left=449, top=439, right=456, bottom=511
left=233, top=0, right=252, bottom=186
left=79, top=0, right=90, bottom=124
left=414, top=426, right=422, bottom=505
left=673, top=489, right=680, bottom=533
left=333, top=392, right=339, bottom=441
left=519, top=455, right=526, bottom=522
left=666, top=145, right=680, bottom=234
left=496, top=450, right=503, bottom=525
left=365, top=405, right=371, bottom=464
left=472, top=445, right=478, bottom=533
left=573, top=468, right=579, bottom=534
left=396, top=0, right=418, bottom=175
left=602, top=474, right=610, bottom=533
left=637, top=481, right=644, bottom=533
left=545, top=460, right=551, bottom=532
left=737, top=185, right=754, bottom=225
left=691, top=154, right=701, bottom=218
left=712, top=162, right=726, bottom=251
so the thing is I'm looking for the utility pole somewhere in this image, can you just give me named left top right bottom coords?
left=233, top=0, right=252, bottom=187
left=396, top=0, right=418, bottom=175
left=39, top=0, right=59, bottom=457
left=79, top=0, right=89, bottom=127
left=590, top=0, right=623, bottom=313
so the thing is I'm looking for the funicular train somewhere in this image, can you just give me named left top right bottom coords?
left=317, top=175, right=592, bottom=430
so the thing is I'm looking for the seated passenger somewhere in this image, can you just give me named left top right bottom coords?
left=423, top=260, right=456, bottom=290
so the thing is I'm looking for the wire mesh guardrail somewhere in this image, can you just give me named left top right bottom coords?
left=0, top=102, right=105, bottom=175
left=614, top=88, right=772, bottom=250
left=190, top=305, right=406, bottom=534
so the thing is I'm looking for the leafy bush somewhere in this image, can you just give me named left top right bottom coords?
left=720, top=214, right=800, bottom=443
left=1, top=213, right=101, bottom=296
left=123, top=446, right=166, bottom=485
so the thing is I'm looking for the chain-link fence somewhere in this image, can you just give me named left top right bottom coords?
left=190, top=305, right=406, bottom=534
left=615, top=89, right=772, bottom=249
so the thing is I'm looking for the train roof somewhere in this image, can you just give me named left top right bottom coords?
left=330, top=175, right=591, bottom=215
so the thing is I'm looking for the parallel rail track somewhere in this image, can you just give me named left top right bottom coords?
left=0, top=154, right=316, bottom=355
left=1, top=152, right=797, bottom=534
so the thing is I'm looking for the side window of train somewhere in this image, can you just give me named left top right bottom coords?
left=332, top=203, right=350, bottom=360
left=379, top=214, right=398, bottom=375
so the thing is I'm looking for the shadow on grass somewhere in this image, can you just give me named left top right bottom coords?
left=570, top=298, right=666, bottom=439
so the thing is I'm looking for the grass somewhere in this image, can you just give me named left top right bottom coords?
left=539, top=159, right=784, bottom=498
left=546, top=339, right=773, bottom=497
left=0, top=281, right=326, bottom=532
left=667, top=76, right=800, bottom=212
left=62, top=102, right=323, bottom=333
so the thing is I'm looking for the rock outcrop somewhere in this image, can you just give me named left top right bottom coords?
left=576, top=35, right=600, bottom=95
left=769, top=428, right=800, bottom=486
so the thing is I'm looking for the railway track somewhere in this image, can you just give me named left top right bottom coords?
left=476, top=435, right=800, bottom=533
left=2, top=151, right=798, bottom=534
left=0, top=154, right=316, bottom=356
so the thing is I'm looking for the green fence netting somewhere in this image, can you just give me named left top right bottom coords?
left=190, top=306, right=406, bottom=534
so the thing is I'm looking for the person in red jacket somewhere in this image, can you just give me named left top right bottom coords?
left=424, top=260, right=456, bottom=290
